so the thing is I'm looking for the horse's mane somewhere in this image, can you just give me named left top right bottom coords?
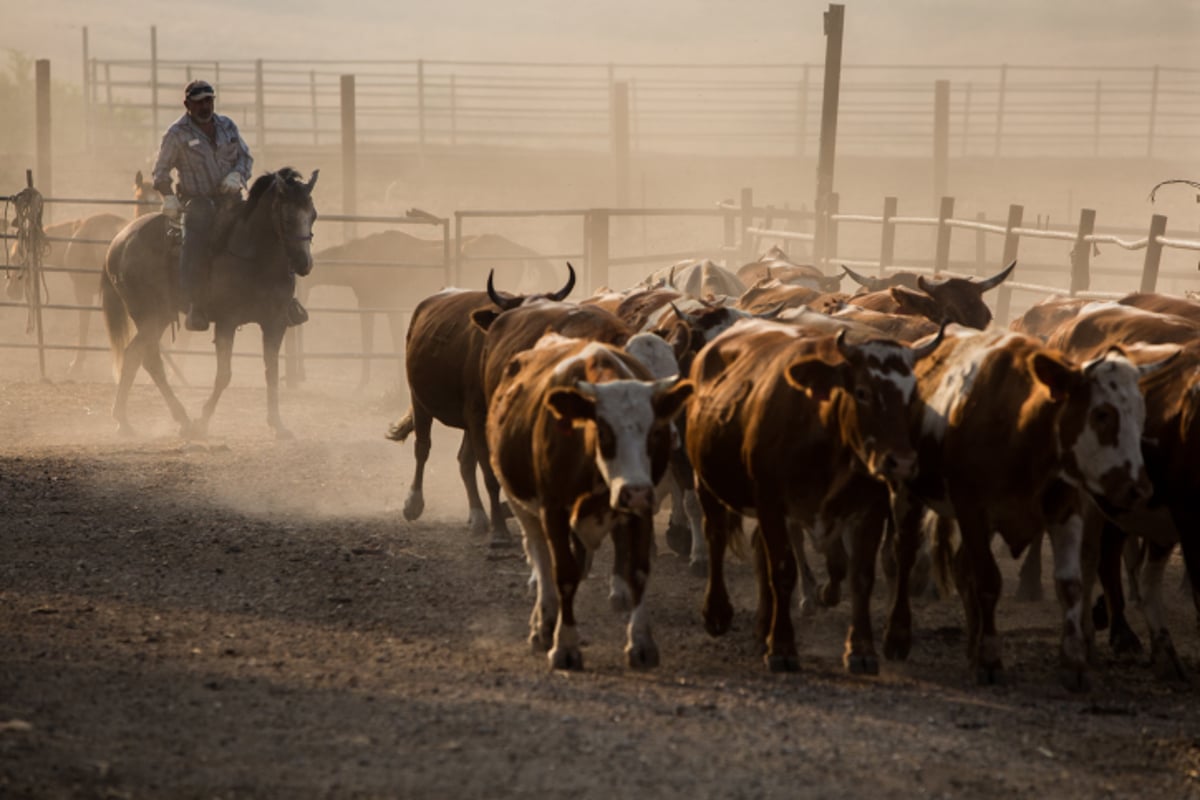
left=243, top=167, right=305, bottom=221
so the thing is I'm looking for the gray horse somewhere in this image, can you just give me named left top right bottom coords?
left=101, top=167, right=318, bottom=439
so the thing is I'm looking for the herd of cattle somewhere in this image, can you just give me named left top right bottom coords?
left=387, top=247, right=1200, bottom=691
left=6, top=185, right=1200, bottom=691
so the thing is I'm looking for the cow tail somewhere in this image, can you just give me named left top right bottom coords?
left=100, top=268, right=130, bottom=383
left=928, top=511, right=958, bottom=600
left=386, top=408, right=415, bottom=442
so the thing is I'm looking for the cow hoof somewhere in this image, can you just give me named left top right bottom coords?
left=403, top=493, right=424, bottom=522
left=609, top=587, right=632, bottom=613
left=549, top=646, right=584, bottom=671
left=488, top=531, right=515, bottom=549
left=499, top=501, right=514, bottom=521
left=1059, top=665, right=1091, bottom=693
left=765, top=651, right=800, bottom=673
left=844, top=651, right=879, bottom=676
left=626, top=641, right=660, bottom=669
left=1110, top=626, right=1143, bottom=657
left=819, top=581, right=840, bottom=608
left=1014, top=581, right=1043, bottom=603
left=688, top=557, right=708, bottom=578
left=797, top=594, right=818, bottom=618
left=975, top=662, right=1005, bottom=686
left=467, top=508, right=488, bottom=536
left=529, top=628, right=553, bottom=653
left=1150, top=635, right=1188, bottom=682
left=665, top=521, right=691, bottom=556
left=882, top=629, right=912, bottom=662
left=703, top=598, right=734, bottom=637
left=1091, top=596, right=1109, bottom=630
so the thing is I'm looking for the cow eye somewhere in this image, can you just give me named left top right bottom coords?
left=854, top=386, right=871, bottom=404
left=1091, top=406, right=1114, bottom=428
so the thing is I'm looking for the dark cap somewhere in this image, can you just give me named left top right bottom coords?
left=184, top=80, right=215, bottom=100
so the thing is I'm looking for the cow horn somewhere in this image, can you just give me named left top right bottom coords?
left=753, top=302, right=786, bottom=319
left=912, top=321, right=948, bottom=361
left=668, top=302, right=687, bottom=321
left=549, top=262, right=576, bottom=302
left=975, top=260, right=1017, bottom=292
left=841, top=264, right=877, bottom=290
left=668, top=264, right=677, bottom=288
left=486, top=269, right=520, bottom=311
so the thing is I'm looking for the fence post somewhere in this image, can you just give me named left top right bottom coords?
left=586, top=210, right=610, bottom=293
left=612, top=81, right=630, bottom=208
left=813, top=3, right=845, bottom=271
left=825, top=192, right=840, bottom=266
left=417, top=59, right=426, bottom=158
left=255, top=59, right=266, bottom=153
left=879, top=196, right=897, bottom=277
left=993, top=63, right=1007, bottom=157
left=974, top=211, right=987, bottom=274
left=450, top=74, right=457, bottom=148
left=1069, top=208, right=1096, bottom=295
left=961, top=81, right=972, bottom=156
left=933, top=80, right=950, bottom=205
left=995, top=203, right=1023, bottom=324
left=934, top=196, right=954, bottom=275
left=340, top=75, right=358, bottom=241
left=310, top=70, right=319, bottom=146
left=81, top=28, right=92, bottom=155
left=1093, top=80, right=1102, bottom=157
left=723, top=205, right=736, bottom=264
left=740, top=187, right=755, bottom=264
left=1147, top=64, right=1160, bottom=159
left=453, top=213, right=463, bottom=287
left=1139, top=214, right=1167, bottom=293
left=35, top=60, right=52, bottom=213
left=150, top=27, right=159, bottom=141
left=796, top=64, right=809, bottom=158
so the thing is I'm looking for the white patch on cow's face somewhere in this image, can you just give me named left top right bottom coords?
left=920, top=330, right=1019, bottom=439
left=1069, top=353, right=1147, bottom=498
left=586, top=379, right=663, bottom=511
left=552, top=341, right=636, bottom=379
left=857, top=340, right=917, bottom=401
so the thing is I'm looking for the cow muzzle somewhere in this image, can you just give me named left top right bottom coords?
left=871, top=450, right=918, bottom=484
left=612, top=481, right=655, bottom=516
left=1101, top=466, right=1153, bottom=510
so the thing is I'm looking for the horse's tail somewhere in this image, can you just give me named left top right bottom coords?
left=386, top=408, right=415, bottom=443
left=100, top=267, right=131, bottom=382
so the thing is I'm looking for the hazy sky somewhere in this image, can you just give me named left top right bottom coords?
left=6, top=0, right=1199, bottom=82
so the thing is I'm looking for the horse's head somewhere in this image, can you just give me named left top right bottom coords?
left=246, top=168, right=319, bottom=277
left=133, top=170, right=162, bottom=218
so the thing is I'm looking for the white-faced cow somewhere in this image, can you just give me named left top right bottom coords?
left=884, top=326, right=1166, bottom=690
left=488, top=335, right=693, bottom=670
left=686, top=318, right=941, bottom=673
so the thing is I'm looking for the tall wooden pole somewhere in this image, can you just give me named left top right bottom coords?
left=933, top=80, right=950, bottom=208
left=340, top=74, right=358, bottom=241
left=612, top=81, right=630, bottom=208
left=35, top=59, right=52, bottom=207
left=150, top=27, right=159, bottom=142
left=813, top=3, right=844, bottom=270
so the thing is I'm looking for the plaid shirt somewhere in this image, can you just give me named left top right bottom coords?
left=151, top=112, right=253, bottom=198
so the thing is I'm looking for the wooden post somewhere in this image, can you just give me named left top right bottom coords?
left=310, top=70, right=319, bottom=146
left=35, top=60, right=52, bottom=209
left=813, top=3, right=844, bottom=270
left=740, top=187, right=755, bottom=263
left=825, top=193, right=840, bottom=266
left=587, top=210, right=610, bottom=292
left=961, top=81, right=972, bottom=156
left=255, top=59, right=266, bottom=153
left=796, top=64, right=810, bottom=158
left=453, top=213, right=464, bottom=287
left=993, top=63, right=1007, bottom=157
left=724, top=205, right=736, bottom=263
left=879, top=196, right=897, bottom=277
left=934, top=196, right=954, bottom=275
left=340, top=75, right=358, bottom=240
left=1069, top=208, right=1096, bottom=294
left=974, top=211, right=987, bottom=275
left=1147, top=65, right=1160, bottom=159
left=933, top=80, right=950, bottom=206
left=612, top=81, right=630, bottom=208
left=450, top=74, right=458, bottom=147
left=1093, top=80, right=1102, bottom=157
left=1140, top=214, right=1167, bottom=293
left=417, top=59, right=426, bottom=158
left=150, top=27, right=159, bottom=141
left=81, top=28, right=92, bottom=154
left=995, top=203, right=1023, bottom=324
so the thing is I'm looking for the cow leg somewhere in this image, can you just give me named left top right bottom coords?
left=756, top=506, right=799, bottom=672
left=467, top=415, right=512, bottom=548
left=1124, top=535, right=1145, bottom=606
left=397, top=403, right=433, bottom=522
left=1016, top=529, right=1045, bottom=602
left=543, top=506, right=584, bottom=671
left=454, top=433, right=490, bottom=536
left=617, top=514, right=659, bottom=669
left=511, top=503, right=556, bottom=653
left=843, top=503, right=887, bottom=676
left=784, top=520, right=820, bottom=617
left=664, top=461, right=690, bottom=556
left=883, top=489, right=923, bottom=662
left=191, top=324, right=235, bottom=440
left=1173, top=507, right=1200, bottom=629
left=1138, top=540, right=1187, bottom=682
left=1097, top=521, right=1143, bottom=656
left=697, top=483, right=735, bottom=637
left=955, top=508, right=1004, bottom=685
left=1048, top=511, right=1090, bottom=692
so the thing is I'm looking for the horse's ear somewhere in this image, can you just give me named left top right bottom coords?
left=135, top=170, right=143, bottom=185
left=306, top=170, right=320, bottom=195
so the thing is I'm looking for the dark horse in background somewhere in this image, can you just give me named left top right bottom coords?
left=101, top=167, right=319, bottom=439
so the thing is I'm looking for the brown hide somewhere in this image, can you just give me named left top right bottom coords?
left=736, top=279, right=821, bottom=314
left=1010, top=296, right=1090, bottom=340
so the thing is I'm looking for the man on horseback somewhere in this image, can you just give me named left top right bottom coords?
left=151, top=79, right=307, bottom=331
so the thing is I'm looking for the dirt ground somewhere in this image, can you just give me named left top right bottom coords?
left=1, top=370, right=1199, bottom=799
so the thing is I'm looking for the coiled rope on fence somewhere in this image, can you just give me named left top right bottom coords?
left=2, top=186, right=50, bottom=333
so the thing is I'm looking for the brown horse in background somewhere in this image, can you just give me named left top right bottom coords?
left=102, top=167, right=319, bottom=439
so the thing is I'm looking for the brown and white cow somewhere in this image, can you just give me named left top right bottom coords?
left=385, top=266, right=577, bottom=544
left=884, top=326, right=1165, bottom=690
left=848, top=260, right=1016, bottom=330
left=487, top=335, right=693, bottom=670
left=686, top=318, right=941, bottom=673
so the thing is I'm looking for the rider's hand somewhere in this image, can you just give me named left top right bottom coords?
left=161, top=195, right=182, bottom=220
left=220, top=172, right=247, bottom=195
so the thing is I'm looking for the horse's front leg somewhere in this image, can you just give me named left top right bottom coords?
left=191, top=323, right=236, bottom=439
left=261, top=322, right=291, bottom=439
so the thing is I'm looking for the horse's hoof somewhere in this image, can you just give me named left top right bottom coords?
left=403, top=494, right=425, bottom=522
left=549, top=646, right=584, bottom=671
left=467, top=508, right=487, bottom=535
left=626, top=640, right=660, bottom=669
left=845, top=651, right=880, bottom=676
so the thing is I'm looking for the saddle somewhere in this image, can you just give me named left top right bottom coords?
left=166, top=196, right=243, bottom=314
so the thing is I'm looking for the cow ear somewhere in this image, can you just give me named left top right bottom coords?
left=546, top=387, right=596, bottom=423
left=1029, top=351, right=1079, bottom=401
left=785, top=356, right=843, bottom=402
left=890, top=286, right=939, bottom=319
left=664, top=323, right=691, bottom=363
left=471, top=308, right=500, bottom=332
left=652, top=378, right=694, bottom=421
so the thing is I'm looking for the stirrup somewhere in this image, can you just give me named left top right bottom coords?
left=286, top=298, right=309, bottom=327
left=185, top=304, right=209, bottom=332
